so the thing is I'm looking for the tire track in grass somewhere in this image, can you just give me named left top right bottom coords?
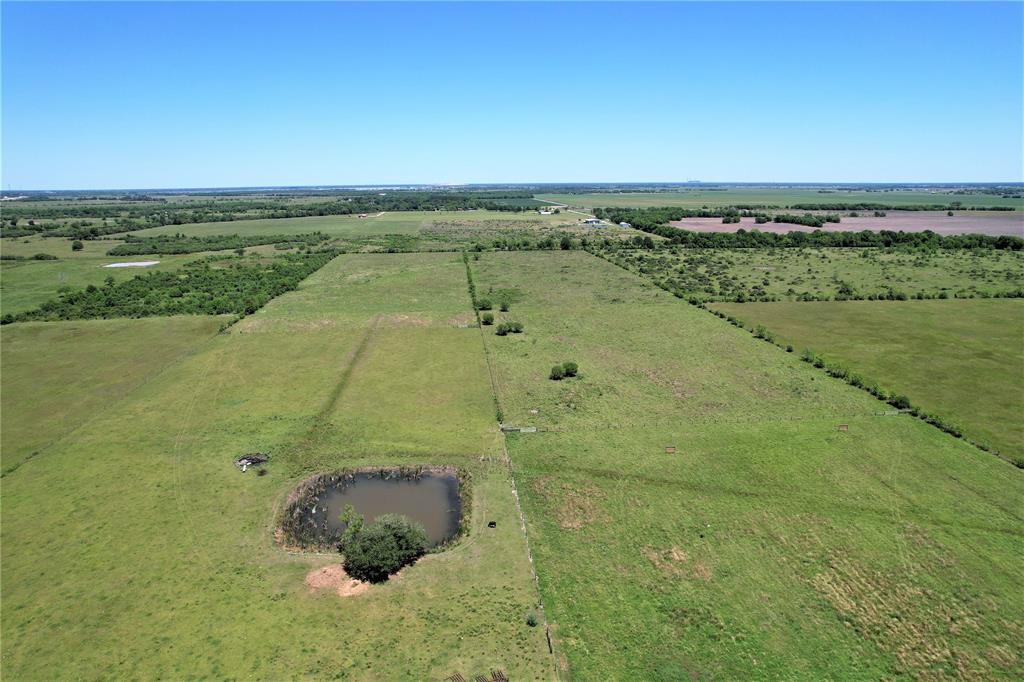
left=289, top=314, right=382, bottom=470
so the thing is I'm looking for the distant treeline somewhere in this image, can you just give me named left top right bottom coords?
left=789, top=202, right=1016, bottom=212
left=593, top=207, right=1024, bottom=250
left=1, top=190, right=541, bottom=239
left=3, top=251, right=338, bottom=324
left=107, top=232, right=332, bottom=255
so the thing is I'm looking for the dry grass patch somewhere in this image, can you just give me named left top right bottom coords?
left=642, top=546, right=713, bottom=582
left=533, top=476, right=608, bottom=530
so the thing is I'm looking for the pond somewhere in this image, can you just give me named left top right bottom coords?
left=282, top=470, right=463, bottom=549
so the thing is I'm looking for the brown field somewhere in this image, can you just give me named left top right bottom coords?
left=670, top=211, right=1023, bottom=236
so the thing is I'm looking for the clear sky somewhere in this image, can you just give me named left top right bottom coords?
left=2, top=1, right=1022, bottom=189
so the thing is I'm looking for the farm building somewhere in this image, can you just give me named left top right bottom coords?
left=619, top=222, right=631, bottom=228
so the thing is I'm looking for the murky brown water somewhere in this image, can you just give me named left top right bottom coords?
left=298, top=472, right=462, bottom=548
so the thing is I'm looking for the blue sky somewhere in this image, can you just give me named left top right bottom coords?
left=2, top=1, right=1022, bottom=189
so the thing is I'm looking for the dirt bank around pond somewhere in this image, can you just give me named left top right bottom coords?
left=305, top=564, right=370, bottom=598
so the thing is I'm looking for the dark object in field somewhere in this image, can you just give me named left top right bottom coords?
left=838, top=424, right=849, bottom=432
left=235, top=453, right=269, bottom=472
left=487, top=521, right=496, bottom=529
left=257, top=468, right=269, bottom=476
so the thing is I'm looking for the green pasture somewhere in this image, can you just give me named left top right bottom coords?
left=537, top=188, right=1024, bottom=210
left=470, top=250, right=1023, bottom=679
left=125, top=210, right=573, bottom=239
left=609, top=246, right=1024, bottom=301
left=712, top=299, right=1024, bottom=461
left=0, top=316, right=224, bottom=472
left=1, top=252, right=553, bottom=680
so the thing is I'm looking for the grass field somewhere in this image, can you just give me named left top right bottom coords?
left=0, top=316, right=225, bottom=472
left=711, top=299, right=1024, bottom=462
left=3, top=245, right=1022, bottom=680
left=1, top=252, right=554, bottom=680
left=537, top=189, right=1024, bottom=210
left=606, top=246, right=1024, bottom=301
left=470, top=251, right=1024, bottom=679
left=125, top=210, right=576, bottom=239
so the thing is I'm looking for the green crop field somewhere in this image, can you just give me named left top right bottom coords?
left=605, top=246, right=1024, bottom=301
left=469, top=251, right=1023, bottom=679
left=711, top=299, right=1024, bottom=462
left=1, top=252, right=553, bottom=680
left=537, top=189, right=1024, bottom=210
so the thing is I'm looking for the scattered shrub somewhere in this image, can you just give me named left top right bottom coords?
left=71, top=240, right=84, bottom=251
left=561, top=361, right=578, bottom=377
left=549, top=365, right=565, bottom=380
left=495, top=321, right=523, bottom=336
left=481, top=312, right=494, bottom=325
left=499, top=301, right=509, bottom=312
left=476, top=298, right=492, bottom=311
left=526, top=613, right=538, bottom=627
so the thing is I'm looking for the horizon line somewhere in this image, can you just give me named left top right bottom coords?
left=5, top=180, right=1024, bottom=194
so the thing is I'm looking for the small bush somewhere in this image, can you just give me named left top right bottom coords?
left=561, top=361, right=578, bottom=377
left=1013, top=458, right=1024, bottom=469
left=476, top=298, right=492, bottom=311
left=526, top=613, right=538, bottom=627
left=890, top=394, right=912, bottom=410
left=549, top=365, right=565, bottom=380
left=499, top=301, right=509, bottom=312
left=71, top=240, right=84, bottom=251
left=481, top=312, right=494, bottom=325
left=31, top=253, right=58, bottom=261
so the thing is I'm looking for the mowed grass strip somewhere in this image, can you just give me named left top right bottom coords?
left=1, top=252, right=553, bottom=680
left=470, top=250, right=1024, bottom=679
left=712, top=299, right=1024, bottom=461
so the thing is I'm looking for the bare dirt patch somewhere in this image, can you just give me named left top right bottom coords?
left=532, top=477, right=608, bottom=530
left=305, top=564, right=370, bottom=598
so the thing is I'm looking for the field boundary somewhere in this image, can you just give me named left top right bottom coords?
left=463, top=252, right=564, bottom=681
left=588, top=247, right=1021, bottom=468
